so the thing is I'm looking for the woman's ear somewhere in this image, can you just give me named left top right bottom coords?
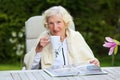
left=44, top=23, right=48, bottom=29
left=64, top=22, right=69, bottom=29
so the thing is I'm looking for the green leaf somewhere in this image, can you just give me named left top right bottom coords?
left=113, top=39, right=120, bottom=45
left=114, top=46, right=118, bottom=55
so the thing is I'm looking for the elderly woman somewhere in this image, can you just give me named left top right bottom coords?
left=24, top=6, right=100, bottom=70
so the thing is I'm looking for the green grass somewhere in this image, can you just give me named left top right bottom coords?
left=97, top=54, right=120, bottom=67
left=0, top=63, right=22, bottom=70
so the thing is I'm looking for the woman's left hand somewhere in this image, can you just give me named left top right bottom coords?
left=89, top=58, right=100, bottom=66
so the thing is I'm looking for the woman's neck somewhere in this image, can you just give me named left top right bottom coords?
left=60, top=34, right=67, bottom=42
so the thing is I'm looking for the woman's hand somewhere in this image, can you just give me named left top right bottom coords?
left=36, top=36, right=50, bottom=53
left=89, top=58, right=100, bottom=66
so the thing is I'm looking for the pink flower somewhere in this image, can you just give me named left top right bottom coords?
left=103, top=37, right=120, bottom=55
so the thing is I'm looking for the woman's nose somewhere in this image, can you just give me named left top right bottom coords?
left=53, top=23, right=58, bottom=30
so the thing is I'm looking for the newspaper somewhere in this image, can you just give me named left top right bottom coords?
left=43, top=64, right=107, bottom=77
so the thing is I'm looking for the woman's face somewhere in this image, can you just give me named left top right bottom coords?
left=47, top=15, right=66, bottom=37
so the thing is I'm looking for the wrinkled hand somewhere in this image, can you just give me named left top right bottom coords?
left=36, top=36, right=50, bottom=53
left=89, top=58, right=100, bottom=66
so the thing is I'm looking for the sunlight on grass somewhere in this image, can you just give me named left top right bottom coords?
left=0, top=64, right=22, bottom=70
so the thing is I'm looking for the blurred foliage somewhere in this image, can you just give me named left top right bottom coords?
left=0, top=0, right=120, bottom=66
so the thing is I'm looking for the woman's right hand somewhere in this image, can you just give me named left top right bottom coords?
left=36, top=36, right=50, bottom=53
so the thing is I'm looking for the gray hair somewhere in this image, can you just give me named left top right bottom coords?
left=42, top=6, right=73, bottom=29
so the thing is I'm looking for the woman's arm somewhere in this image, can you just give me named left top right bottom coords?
left=31, top=52, right=41, bottom=69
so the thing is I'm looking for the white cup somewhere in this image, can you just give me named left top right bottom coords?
left=50, top=36, right=61, bottom=50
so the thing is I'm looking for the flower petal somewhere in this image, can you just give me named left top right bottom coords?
left=108, top=46, right=115, bottom=55
left=103, top=42, right=116, bottom=48
left=105, top=37, right=114, bottom=42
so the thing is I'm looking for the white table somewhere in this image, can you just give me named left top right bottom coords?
left=0, top=67, right=120, bottom=80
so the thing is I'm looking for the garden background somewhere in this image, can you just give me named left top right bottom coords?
left=0, top=0, right=120, bottom=70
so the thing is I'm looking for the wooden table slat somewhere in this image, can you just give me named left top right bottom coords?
left=10, top=72, right=21, bottom=80
left=32, top=71, right=45, bottom=80
left=0, top=67, right=120, bottom=80
left=18, top=72, right=30, bottom=80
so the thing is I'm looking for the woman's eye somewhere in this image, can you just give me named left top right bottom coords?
left=57, top=21, right=61, bottom=24
left=48, top=22, right=53, bottom=25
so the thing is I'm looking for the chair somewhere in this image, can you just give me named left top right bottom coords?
left=25, top=16, right=75, bottom=52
